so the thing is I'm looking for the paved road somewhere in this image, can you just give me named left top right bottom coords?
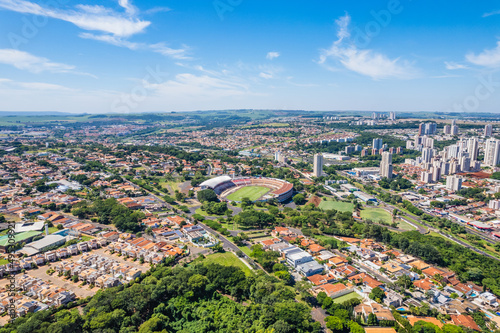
left=197, top=222, right=264, bottom=272
left=353, top=259, right=392, bottom=284
left=379, top=202, right=500, bottom=261
left=311, top=306, right=328, bottom=330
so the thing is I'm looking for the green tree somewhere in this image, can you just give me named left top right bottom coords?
left=369, top=287, right=385, bottom=301
left=197, top=189, right=218, bottom=202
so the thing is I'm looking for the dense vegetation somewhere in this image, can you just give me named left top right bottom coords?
left=3, top=263, right=321, bottom=333
left=71, top=198, right=145, bottom=232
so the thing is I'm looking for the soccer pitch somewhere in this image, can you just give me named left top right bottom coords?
left=226, top=186, right=271, bottom=201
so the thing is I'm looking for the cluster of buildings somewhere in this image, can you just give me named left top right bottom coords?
left=258, top=225, right=500, bottom=331
left=0, top=275, right=75, bottom=317
left=52, top=253, right=144, bottom=288
left=266, top=227, right=498, bottom=331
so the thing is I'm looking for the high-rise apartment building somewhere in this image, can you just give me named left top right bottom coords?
left=485, top=124, right=493, bottom=137
left=446, top=175, right=462, bottom=192
left=372, top=138, right=383, bottom=150
left=467, top=138, right=479, bottom=161
left=380, top=152, right=393, bottom=179
left=484, top=139, right=500, bottom=167
left=313, top=153, right=323, bottom=177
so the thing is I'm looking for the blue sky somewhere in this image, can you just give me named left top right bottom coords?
left=0, top=0, right=500, bottom=113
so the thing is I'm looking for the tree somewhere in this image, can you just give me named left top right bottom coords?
left=367, top=313, right=378, bottom=326
left=197, top=189, right=218, bottom=202
left=396, top=274, right=413, bottom=291
left=293, top=193, right=306, bottom=205
left=326, top=316, right=344, bottom=332
left=369, top=287, right=385, bottom=301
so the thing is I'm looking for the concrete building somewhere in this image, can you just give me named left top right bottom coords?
left=380, top=152, right=393, bottom=179
left=489, top=200, right=500, bottom=210
left=372, top=138, right=383, bottom=150
left=485, top=124, right=493, bottom=137
left=446, top=175, right=462, bottom=192
left=422, top=148, right=434, bottom=163
left=313, top=153, right=323, bottom=177
left=466, top=138, right=479, bottom=161
left=484, top=139, right=500, bottom=167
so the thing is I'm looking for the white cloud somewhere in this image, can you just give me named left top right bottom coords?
left=483, top=10, right=500, bottom=17
left=79, top=34, right=190, bottom=60
left=17, top=82, right=73, bottom=91
left=259, top=72, right=273, bottom=79
left=0, top=78, right=73, bottom=91
left=444, top=61, right=469, bottom=70
left=266, top=52, right=280, bottom=60
left=150, top=43, right=191, bottom=60
left=0, top=0, right=191, bottom=61
left=318, top=13, right=416, bottom=80
left=118, top=0, right=137, bottom=16
left=0, top=0, right=150, bottom=37
left=466, top=41, right=500, bottom=67
left=0, top=49, right=75, bottom=73
left=143, top=7, right=171, bottom=15
left=334, top=13, right=351, bottom=44
left=79, top=33, right=140, bottom=50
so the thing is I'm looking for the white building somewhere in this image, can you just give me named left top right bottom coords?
left=372, top=138, right=383, bottom=150
left=489, top=200, right=500, bottom=210
left=484, top=139, right=500, bottom=167
left=466, top=138, right=479, bottom=161
left=313, top=153, right=323, bottom=177
left=380, top=152, right=393, bottom=179
left=446, top=175, right=462, bottom=192
left=485, top=124, right=493, bottom=137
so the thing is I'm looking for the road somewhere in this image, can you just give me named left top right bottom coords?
left=353, top=259, right=392, bottom=284
left=286, top=161, right=491, bottom=256
left=126, top=176, right=264, bottom=271
left=379, top=200, right=500, bottom=261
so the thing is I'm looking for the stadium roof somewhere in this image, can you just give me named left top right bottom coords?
left=199, top=176, right=232, bottom=189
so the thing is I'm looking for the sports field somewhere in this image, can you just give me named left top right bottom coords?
left=226, top=186, right=270, bottom=201
left=318, top=199, right=354, bottom=212
left=360, top=208, right=392, bottom=224
left=332, top=292, right=363, bottom=304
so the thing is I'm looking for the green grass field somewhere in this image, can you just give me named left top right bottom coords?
left=318, top=200, right=354, bottom=212
left=397, top=220, right=416, bottom=231
left=332, top=292, right=363, bottom=304
left=360, top=208, right=392, bottom=224
left=226, top=186, right=270, bottom=201
left=202, top=252, right=254, bottom=276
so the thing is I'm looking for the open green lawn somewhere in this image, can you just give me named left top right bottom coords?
left=332, top=292, right=363, bottom=304
left=226, top=186, right=270, bottom=201
left=319, top=200, right=354, bottom=212
left=238, top=246, right=252, bottom=256
left=202, top=252, right=254, bottom=276
left=397, top=220, right=416, bottom=231
left=0, top=259, right=9, bottom=266
left=195, top=208, right=222, bottom=217
left=360, top=208, right=392, bottom=224
left=159, top=180, right=180, bottom=195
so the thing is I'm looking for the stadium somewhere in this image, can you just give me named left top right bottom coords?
left=199, top=176, right=294, bottom=203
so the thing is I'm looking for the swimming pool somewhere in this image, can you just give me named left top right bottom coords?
left=54, top=229, right=71, bottom=237
left=396, top=307, right=406, bottom=311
